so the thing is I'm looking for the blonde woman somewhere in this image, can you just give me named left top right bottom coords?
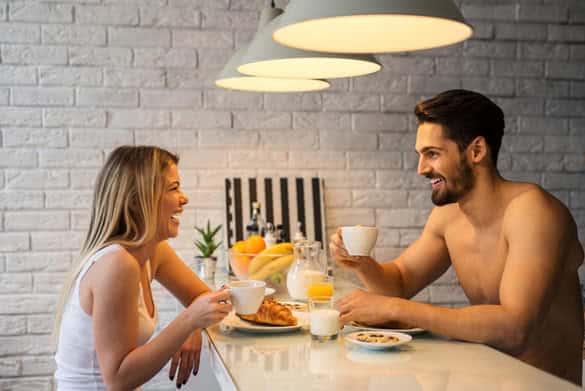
left=53, top=146, right=231, bottom=390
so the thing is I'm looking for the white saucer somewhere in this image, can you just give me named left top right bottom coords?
left=345, top=331, right=412, bottom=350
left=221, top=311, right=307, bottom=334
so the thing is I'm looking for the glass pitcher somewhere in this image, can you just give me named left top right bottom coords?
left=286, top=240, right=326, bottom=301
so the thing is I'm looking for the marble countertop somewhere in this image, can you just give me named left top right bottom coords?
left=203, top=327, right=580, bottom=391
left=198, top=277, right=580, bottom=391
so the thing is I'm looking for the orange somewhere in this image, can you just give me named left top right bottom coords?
left=231, top=241, right=251, bottom=278
left=232, top=240, right=247, bottom=254
left=230, top=254, right=252, bottom=278
left=244, top=235, right=266, bottom=254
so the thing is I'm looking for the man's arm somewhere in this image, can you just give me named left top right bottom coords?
left=340, top=190, right=574, bottom=353
left=331, top=207, right=452, bottom=298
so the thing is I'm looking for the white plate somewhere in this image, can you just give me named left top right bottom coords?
left=264, top=287, right=275, bottom=296
left=345, top=331, right=412, bottom=350
left=349, top=321, right=426, bottom=335
left=221, top=311, right=307, bottom=334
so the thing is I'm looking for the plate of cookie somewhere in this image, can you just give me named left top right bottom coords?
left=345, top=331, right=412, bottom=350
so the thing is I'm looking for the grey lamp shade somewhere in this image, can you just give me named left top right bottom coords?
left=273, top=0, right=473, bottom=54
left=238, top=14, right=381, bottom=79
left=214, top=46, right=330, bottom=92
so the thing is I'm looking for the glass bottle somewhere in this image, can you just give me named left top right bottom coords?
left=263, top=222, right=277, bottom=248
left=293, top=221, right=305, bottom=243
left=246, top=202, right=265, bottom=238
left=275, top=224, right=285, bottom=243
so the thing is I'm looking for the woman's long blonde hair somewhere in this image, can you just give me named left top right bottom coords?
left=53, top=145, right=179, bottom=343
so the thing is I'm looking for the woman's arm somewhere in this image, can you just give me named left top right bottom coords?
left=152, top=241, right=212, bottom=306
left=151, top=241, right=218, bottom=387
left=90, top=250, right=230, bottom=390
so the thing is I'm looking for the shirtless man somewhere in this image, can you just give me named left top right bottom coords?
left=330, top=89, right=584, bottom=385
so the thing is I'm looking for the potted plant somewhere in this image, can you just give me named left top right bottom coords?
left=194, top=221, right=222, bottom=280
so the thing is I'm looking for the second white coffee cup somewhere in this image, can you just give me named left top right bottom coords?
left=227, top=280, right=266, bottom=315
left=341, top=226, right=378, bottom=256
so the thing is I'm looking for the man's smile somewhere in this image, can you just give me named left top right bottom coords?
left=430, top=177, right=444, bottom=190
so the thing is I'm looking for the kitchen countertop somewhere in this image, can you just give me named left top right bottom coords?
left=197, top=277, right=580, bottom=391
left=203, top=328, right=580, bottom=391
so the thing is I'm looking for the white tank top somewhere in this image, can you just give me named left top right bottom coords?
left=54, top=244, right=158, bottom=390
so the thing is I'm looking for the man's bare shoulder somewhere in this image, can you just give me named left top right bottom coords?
left=502, top=183, right=576, bottom=239
left=502, top=183, right=584, bottom=270
left=505, top=183, right=571, bottom=220
left=426, top=203, right=462, bottom=233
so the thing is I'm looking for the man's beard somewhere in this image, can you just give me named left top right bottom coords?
left=431, top=157, right=474, bottom=206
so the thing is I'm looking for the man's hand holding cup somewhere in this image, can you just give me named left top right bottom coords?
left=329, top=226, right=378, bottom=270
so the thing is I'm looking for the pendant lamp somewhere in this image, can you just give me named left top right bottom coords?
left=215, top=6, right=330, bottom=92
left=214, top=46, right=330, bottom=92
left=273, top=0, right=473, bottom=54
left=237, top=7, right=381, bottom=79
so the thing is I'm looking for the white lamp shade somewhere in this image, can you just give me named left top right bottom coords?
left=238, top=14, right=381, bottom=79
left=215, top=76, right=330, bottom=92
left=273, top=0, right=473, bottom=54
left=214, top=47, right=330, bottom=92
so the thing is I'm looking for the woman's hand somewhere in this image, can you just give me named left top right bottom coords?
left=169, top=330, right=202, bottom=389
left=335, top=289, right=396, bottom=325
left=186, top=289, right=232, bottom=329
left=329, top=228, right=376, bottom=270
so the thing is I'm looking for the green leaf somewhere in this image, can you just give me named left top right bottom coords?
left=194, top=220, right=222, bottom=257
left=208, top=243, right=221, bottom=255
left=210, top=224, right=222, bottom=237
left=195, top=244, right=207, bottom=256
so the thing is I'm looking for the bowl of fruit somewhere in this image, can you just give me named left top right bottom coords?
left=228, top=236, right=294, bottom=292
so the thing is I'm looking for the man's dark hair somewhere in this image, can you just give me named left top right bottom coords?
left=414, top=89, right=505, bottom=165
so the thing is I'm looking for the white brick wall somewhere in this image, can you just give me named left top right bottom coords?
left=0, top=0, right=583, bottom=389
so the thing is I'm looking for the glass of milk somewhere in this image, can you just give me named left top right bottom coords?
left=308, top=296, right=340, bottom=341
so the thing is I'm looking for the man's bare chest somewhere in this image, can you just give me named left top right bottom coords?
left=444, top=227, right=508, bottom=304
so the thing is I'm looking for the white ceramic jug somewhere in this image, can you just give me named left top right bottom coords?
left=286, top=240, right=326, bottom=301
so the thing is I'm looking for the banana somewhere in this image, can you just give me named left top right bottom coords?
left=248, top=242, right=293, bottom=275
left=250, top=254, right=295, bottom=281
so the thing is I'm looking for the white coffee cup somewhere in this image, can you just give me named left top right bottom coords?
left=341, top=226, right=378, bottom=256
left=227, top=280, right=266, bottom=315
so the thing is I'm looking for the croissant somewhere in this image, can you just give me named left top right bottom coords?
left=238, top=299, right=297, bottom=326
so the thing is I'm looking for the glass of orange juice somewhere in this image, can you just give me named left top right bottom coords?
left=307, top=275, right=334, bottom=298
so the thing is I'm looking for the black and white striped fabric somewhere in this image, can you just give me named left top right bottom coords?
left=224, top=177, right=326, bottom=249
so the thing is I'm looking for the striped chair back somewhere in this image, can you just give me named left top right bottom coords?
left=224, top=177, right=326, bottom=249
